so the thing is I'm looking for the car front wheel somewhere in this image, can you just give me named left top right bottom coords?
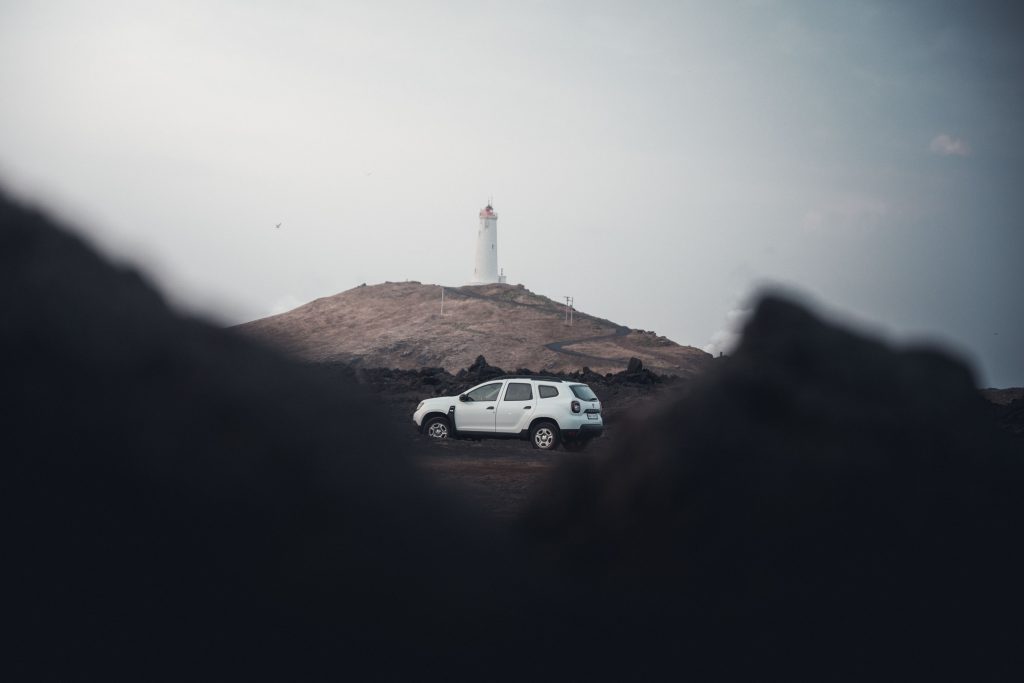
left=530, top=421, right=559, bottom=451
left=424, top=416, right=450, bottom=439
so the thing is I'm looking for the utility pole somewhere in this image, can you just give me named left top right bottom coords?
left=564, top=296, right=574, bottom=325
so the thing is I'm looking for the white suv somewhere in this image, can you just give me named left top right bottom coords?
left=412, top=376, right=603, bottom=451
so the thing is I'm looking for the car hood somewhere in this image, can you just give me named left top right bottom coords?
left=419, top=395, right=459, bottom=409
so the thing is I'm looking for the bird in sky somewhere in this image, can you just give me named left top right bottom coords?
left=275, top=222, right=281, bottom=229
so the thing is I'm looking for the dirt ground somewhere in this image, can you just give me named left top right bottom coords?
left=397, top=423, right=614, bottom=520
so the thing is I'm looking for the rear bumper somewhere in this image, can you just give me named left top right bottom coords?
left=562, top=423, right=604, bottom=440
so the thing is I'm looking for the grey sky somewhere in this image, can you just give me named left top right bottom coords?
left=2, top=1, right=1022, bottom=386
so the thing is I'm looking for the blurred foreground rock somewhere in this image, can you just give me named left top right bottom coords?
left=1, top=191, right=523, bottom=681
left=4, top=187, right=1023, bottom=681
left=526, top=294, right=1024, bottom=679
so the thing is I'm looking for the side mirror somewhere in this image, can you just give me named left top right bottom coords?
left=459, top=394, right=470, bottom=402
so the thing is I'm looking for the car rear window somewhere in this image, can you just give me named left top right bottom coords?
left=570, top=384, right=597, bottom=401
left=538, top=385, right=559, bottom=399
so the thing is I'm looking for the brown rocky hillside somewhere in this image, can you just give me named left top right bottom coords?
left=234, top=281, right=712, bottom=376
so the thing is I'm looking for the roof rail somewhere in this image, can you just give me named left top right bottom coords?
left=492, top=375, right=564, bottom=383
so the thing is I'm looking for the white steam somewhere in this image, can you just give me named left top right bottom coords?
left=703, top=302, right=753, bottom=357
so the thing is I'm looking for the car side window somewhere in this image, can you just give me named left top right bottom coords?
left=538, top=385, right=559, bottom=399
left=503, top=382, right=532, bottom=401
left=466, top=382, right=502, bottom=402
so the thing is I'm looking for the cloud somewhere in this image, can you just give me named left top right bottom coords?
left=801, top=195, right=889, bottom=233
left=929, top=134, right=971, bottom=157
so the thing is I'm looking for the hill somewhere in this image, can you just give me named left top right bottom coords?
left=235, top=281, right=712, bottom=376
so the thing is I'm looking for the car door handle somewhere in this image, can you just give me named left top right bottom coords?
left=487, top=406, right=494, bottom=410
left=524, top=406, right=531, bottom=409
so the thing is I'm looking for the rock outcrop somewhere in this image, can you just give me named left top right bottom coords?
left=2, top=190, right=522, bottom=681
left=525, top=294, right=1024, bottom=680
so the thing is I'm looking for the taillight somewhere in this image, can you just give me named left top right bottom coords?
left=571, top=400, right=581, bottom=413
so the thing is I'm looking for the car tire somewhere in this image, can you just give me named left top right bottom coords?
left=530, top=421, right=560, bottom=451
left=423, top=416, right=450, bottom=440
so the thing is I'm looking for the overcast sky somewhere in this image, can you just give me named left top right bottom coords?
left=2, top=1, right=1022, bottom=386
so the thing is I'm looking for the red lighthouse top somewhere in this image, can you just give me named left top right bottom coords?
left=479, top=204, right=496, bottom=218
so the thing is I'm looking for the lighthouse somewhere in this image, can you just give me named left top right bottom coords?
left=473, top=203, right=506, bottom=284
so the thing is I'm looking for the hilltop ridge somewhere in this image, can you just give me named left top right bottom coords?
left=235, top=281, right=712, bottom=376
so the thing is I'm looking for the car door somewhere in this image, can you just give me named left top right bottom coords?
left=454, top=381, right=503, bottom=432
left=495, top=381, right=534, bottom=433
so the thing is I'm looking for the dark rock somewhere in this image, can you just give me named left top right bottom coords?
left=525, top=293, right=1024, bottom=680
left=463, top=354, right=505, bottom=380
left=626, top=357, right=644, bottom=373
left=1, top=190, right=522, bottom=681
left=990, top=396, right=1024, bottom=437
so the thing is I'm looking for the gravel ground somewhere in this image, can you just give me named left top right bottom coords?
left=390, top=414, right=615, bottom=520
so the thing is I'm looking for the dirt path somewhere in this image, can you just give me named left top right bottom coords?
left=448, top=285, right=634, bottom=367
left=544, top=325, right=632, bottom=365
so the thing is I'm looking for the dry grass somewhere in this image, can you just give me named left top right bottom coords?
left=235, top=281, right=712, bottom=376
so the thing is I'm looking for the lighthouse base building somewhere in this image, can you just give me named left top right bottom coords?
left=472, top=203, right=506, bottom=284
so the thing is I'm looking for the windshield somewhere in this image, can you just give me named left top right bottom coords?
left=570, top=384, right=598, bottom=401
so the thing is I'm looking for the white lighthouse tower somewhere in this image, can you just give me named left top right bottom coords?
left=473, top=203, right=506, bottom=284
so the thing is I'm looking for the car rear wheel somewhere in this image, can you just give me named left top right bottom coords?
left=530, top=421, right=559, bottom=451
left=424, top=416, right=450, bottom=439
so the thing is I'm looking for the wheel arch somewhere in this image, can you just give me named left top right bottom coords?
left=420, top=411, right=449, bottom=432
left=528, top=416, right=560, bottom=433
